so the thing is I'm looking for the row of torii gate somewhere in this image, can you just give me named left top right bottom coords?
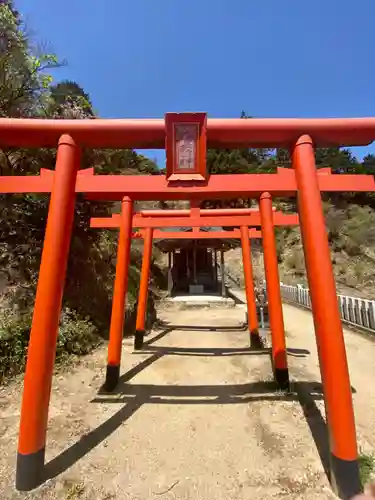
left=90, top=204, right=298, bottom=355
left=2, top=113, right=375, bottom=499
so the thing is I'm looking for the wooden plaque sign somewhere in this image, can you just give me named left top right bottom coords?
left=165, top=112, right=207, bottom=181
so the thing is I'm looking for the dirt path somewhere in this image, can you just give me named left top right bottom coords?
left=283, top=304, right=375, bottom=456
left=0, top=304, right=374, bottom=499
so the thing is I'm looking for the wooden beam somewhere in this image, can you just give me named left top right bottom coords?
left=136, top=207, right=275, bottom=217
left=130, top=229, right=262, bottom=239
left=91, top=212, right=298, bottom=229
left=1, top=117, right=375, bottom=148
left=1, top=168, right=373, bottom=201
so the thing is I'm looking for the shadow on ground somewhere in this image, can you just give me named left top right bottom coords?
left=155, top=319, right=248, bottom=332
left=42, top=327, right=356, bottom=490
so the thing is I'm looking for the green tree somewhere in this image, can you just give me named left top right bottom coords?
left=362, top=154, right=375, bottom=174
left=49, top=80, right=94, bottom=118
left=0, top=2, right=60, bottom=118
left=0, top=0, right=163, bottom=378
left=315, top=147, right=359, bottom=173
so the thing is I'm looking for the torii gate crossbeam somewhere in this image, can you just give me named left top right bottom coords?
left=90, top=212, right=299, bottom=229
left=1, top=167, right=374, bottom=200
left=2, top=116, right=375, bottom=148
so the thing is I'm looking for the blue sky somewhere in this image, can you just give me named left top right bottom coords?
left=17, top=0, right=375, bottom=166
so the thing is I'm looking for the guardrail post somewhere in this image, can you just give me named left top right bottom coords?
left=348, top=298, right=354, bottom=323
left=361, top=300, right=369, bottom=329
left=296, top=285, right=303, bottom=303
left=342, top=296, right=349, bottom=322
left=369, top=302, right=375, bottom=330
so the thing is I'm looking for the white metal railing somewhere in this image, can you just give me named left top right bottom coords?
left=280, top=283, right=375, bottom=333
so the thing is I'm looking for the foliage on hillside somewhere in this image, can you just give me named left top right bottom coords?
left=275, top=202, right=375, bottom=298
left=0, top=1, right=163, bottom=381
left=205, top=113, right=375, bottom=296
left=225, top=200, right=375, bottom=299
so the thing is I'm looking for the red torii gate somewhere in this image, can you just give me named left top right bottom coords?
left=91, top=209, right=298, bottom=391
left=1, top=115, right=375, bottom=498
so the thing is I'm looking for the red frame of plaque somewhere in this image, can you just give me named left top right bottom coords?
left=165, top=112, right=207, bottom=181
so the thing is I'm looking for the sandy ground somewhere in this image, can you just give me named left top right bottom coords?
left=1, top=303, right=375, bottom=499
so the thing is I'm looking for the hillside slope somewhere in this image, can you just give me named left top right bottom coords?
left=225, top=202, right=375, bottom=300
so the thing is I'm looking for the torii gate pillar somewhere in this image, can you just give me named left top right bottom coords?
left=259, top=192, right=289, bottom=389
left=240, top=226, right=261, bottom=347
left=134, top=227, right=154, bottom=350
left=105, top=197, right=133, bottom=391
left=16, top=135, right=80, bottom=491
left=292, top=135, right=360, bottom=499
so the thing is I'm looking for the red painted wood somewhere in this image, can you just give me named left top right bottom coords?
left=2, top=116, right=375, bottom=148
left=129, top=229, right=262, bottom=239
left=1, top=171, right=373, bottom=200
left=90, top=213, right=299, bottom=229
left=136, top=208, right=275, bottom=217
left=165, top=113, right=207, bottom=181
left=292, top=135, right=358, bottom=462
left=18, top=135, right=79, bottom=459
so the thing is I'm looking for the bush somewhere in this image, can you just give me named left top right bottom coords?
left=359, top=452, right=375, bottom=487
left=0, top=310, right=31, bottom=381
left=0, top=307, right=101, bottom=383
left=338, top=205, right=375, bottom=257
left=343, top=237, right=362, bottom=257
left=56, top=308, right=102, bottom=361
left=285, top=250, right=305, bottom=275
left=324, top=204, right=346, bottom=241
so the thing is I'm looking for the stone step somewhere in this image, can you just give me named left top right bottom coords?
left=162, top=295, right=236, bottom=310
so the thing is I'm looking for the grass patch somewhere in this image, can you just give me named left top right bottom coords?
left=0, top=307, right=102, bottom=383
left=63, top=479, right=85, bottom=499
left=359, top=452, right=375, bottom=487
